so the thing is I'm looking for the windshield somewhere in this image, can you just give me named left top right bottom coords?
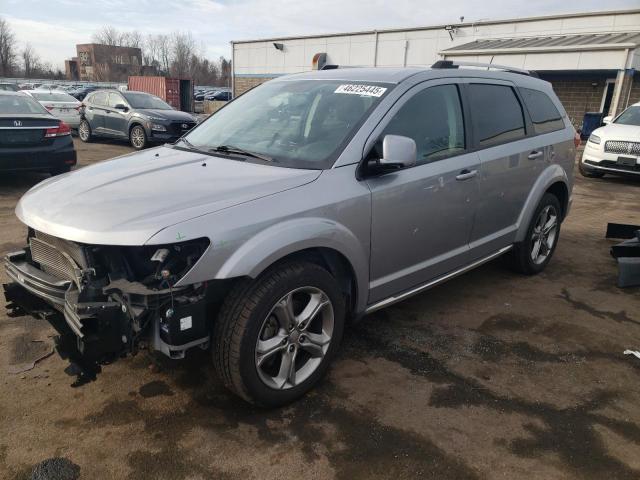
left=32, top=92, right=78, bottom=103
left=0, top=94, right=48, bottom=114
left=183, top=79, right=391, bottom=169
left=614, top=106, right=640, bottom=126
left=123, top=92, right=173, bottom=110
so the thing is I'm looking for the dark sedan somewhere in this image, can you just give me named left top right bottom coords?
left=0, top=92, right=77, bottom=176
left=79, top=90, right=197, bottom=149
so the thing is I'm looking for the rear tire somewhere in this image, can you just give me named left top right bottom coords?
left=579, top=161, right=605, bottom=178
left=510, top=193, right=562, bottom=275
left=213, top=261, right=345, bottom=407
left=78, top=120, right=92, bottom=143
left=129, top=125, right=147, bottom=150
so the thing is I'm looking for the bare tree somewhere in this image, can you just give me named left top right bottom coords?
left=21, top=43, right=40, bottom=77
left=0, top=17, right=17, bottom=76
left=121, top=30, right=142, bottom=49
left=92, top=25, right=122, bottom=46
left=170, top=32, right=196, bottom=77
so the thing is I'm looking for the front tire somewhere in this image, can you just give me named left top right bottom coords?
left=213, top=261, right=345, bottom=407
left=510, top=193, right=562, bottom=275
left=129, top=125, right=147, bottom=150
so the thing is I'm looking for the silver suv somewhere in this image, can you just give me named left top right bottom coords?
left=4, top=63, right=576, bottom=406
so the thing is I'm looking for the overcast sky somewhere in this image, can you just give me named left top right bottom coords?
left=1, top=0, right=639, bottom=68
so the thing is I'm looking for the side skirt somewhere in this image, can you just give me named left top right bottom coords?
left=365, top=245, right=513, bottom=314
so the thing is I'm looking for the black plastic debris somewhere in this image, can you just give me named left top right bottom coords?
left=30, top=457, right=80, bottom=480
left=607, top=223, right=640, bottom=288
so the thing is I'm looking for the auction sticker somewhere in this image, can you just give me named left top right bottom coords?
left=335, top=84, right=387, bottom=97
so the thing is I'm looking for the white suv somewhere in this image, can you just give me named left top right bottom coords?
left=580, top=102, right=640, bottom=178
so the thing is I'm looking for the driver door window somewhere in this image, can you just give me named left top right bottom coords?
left=380, top=84, right=465, bottom=165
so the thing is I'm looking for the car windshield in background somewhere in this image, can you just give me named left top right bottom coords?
left=614, top=106, right=640, bottom=126
left=183, top=80, right=391, bottom=169
left=31, top=92, right=78, bottom=102
left=123, top=92, right=172, bottom=110
left=0, top=94, right=47, bottom=114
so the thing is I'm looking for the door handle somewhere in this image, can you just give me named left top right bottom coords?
left=456, top=169, right=478, bottom=181
left=528, top=150, right=544, bottom=160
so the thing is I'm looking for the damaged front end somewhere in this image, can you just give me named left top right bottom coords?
left=3, top=230, right=211, bottom=385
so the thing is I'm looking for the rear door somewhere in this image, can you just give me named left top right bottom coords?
left=464, top=81, right=541, bottom=259
left=365, top=80, right=481, bottom=303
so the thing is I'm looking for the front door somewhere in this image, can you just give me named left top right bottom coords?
left=365, top=82, right=480, bottom=303
left=104, top=92, right=129, bottom=137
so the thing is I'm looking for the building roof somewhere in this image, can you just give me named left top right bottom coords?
left=441, top=31, right=640, bottom=55
left=231, top=8, right=640, bottom=44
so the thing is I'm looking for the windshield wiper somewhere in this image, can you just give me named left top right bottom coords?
left=209, top=145, right=273, bottom=162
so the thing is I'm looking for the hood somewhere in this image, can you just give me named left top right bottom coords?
left=16, top=146, right=321, bottom=246
left=138, top=109, right=195, bottom=122
left=594, top=123, right=640, bottom=141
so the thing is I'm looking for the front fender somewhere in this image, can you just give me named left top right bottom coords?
left=515, top=164, right=570, bottom=243
left=176, top=217, right=370, bottom=313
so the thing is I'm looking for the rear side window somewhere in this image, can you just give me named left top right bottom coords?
left=520, top=88, right=564, bottom=134
left=468, top=84, right=525, bottom=148
left=381, top=84, right=465, bottom=164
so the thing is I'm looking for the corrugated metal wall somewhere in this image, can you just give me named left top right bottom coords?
left=128, top=76, right=182, bottom=110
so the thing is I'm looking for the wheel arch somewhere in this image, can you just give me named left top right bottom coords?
left=177, top=217, right=369, bottom=315
left=515, top=164, right=571, bottom=243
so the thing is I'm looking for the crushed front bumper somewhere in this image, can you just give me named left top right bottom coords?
left=4, top=250, right=131, bottom=384
left=4, top=248, right=211, bottom=384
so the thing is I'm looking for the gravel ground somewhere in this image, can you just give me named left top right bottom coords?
left=1, top=138, right=639, bottom=480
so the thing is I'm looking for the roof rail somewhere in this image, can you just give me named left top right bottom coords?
left=431, top=60, right=538, bottom=78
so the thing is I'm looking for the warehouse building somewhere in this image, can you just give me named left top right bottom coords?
left=65, top=44, right=146, bottom=82
left=231, top=8, right=640, bottom=130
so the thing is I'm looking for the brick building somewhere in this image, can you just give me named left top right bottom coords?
left=231, top=8, right=640, bottom=129
left=65, top=44, right=143, bottom=82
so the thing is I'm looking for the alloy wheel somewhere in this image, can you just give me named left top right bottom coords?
left=255, top=286, right=334, bottom=390
left=531, top=205, right=558, bottom=265
left=131, top=127, right=145, bottom=148
left=79, top=122, right=89, bottom=141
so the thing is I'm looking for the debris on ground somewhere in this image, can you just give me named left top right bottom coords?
left=624, top=350, right=640, bottom=360
left=30, top=457, right=80, bottom=480
left=606, top=223, right=640, bottom=288
left=8, top=347, right=54, bottom=374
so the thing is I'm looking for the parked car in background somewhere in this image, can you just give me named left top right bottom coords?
left=580, top=102, right=640, bottom=178
left=195, top=89, right=219, bottom=101
left=204, top=90, right=231, bottom=101
left=4, top=64, right=576, bottom=406
left=38, top=83, right=61, bottom=90
left=0, top=83, right=19, bottom=92
left=71, top=86, right=100, bottom=101
left=23, top=90, right=82, bottom=129
left=79, top=90, right=197, bottom=149
left=0, top=91, right=76, bottom=175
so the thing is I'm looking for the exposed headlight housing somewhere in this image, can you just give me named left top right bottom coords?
left=588, top=134, right=601, bottom=145
left=103, top=238, right=210, bottom=290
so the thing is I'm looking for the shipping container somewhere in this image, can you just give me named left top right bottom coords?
left=127, top=76, right=194, bottom=112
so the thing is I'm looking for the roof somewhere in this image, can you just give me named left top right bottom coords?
left=274, top=66, right=550, bottom=89
left=231, top=8, right=640, bottom=44
left=442, top=31, right=640, bottom=55
left=278, top=67, right=425, bottom=84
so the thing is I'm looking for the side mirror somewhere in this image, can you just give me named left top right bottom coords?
left=379, top=134, right=417, bottom=169
left=115, top=104, right=128, bottom=112
left=602, top=116, right=612, bottom=125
